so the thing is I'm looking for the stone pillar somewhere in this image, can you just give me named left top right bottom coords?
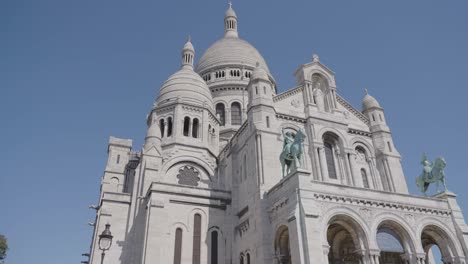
left=188, top=118, right=193, bottom=137
left=226, top=107, right=231, bottom=126
left=368, top=250, right=380, bottom=264
left=368, top=158, right=380, bottom=190
left=318, top=147, right=328, bottom=180
left=332, top=146, right=342, bottom=182
left=416, top=253, right=426, bottom=264
left=347, top=152, right=357, bottom=186
left=173, top=105, right=180, bottom=137
left=322, top=245, right=330, bottom=264
left=313, top=147, right=323, bottom=181
left=163, top=119, right=168, bottom=138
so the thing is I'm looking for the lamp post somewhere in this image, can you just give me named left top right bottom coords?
left=98, top=223, right=113, bottom=264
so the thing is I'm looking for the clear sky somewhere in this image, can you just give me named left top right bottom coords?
left=1, top=0, right=467, bottom=263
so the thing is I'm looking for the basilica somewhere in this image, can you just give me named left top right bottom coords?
left=87, top=4, right=468, bottom=264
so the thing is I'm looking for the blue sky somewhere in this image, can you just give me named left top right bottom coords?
left=1, top=0, right=467, bottom=263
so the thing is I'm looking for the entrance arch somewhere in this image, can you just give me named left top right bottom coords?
left=274, top=226, right=291, bottom=264
left=421, top=225, right=457, bottom=264
left=326, top=214, right=369, bottom=264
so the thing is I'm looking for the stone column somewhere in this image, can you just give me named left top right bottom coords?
left=322, top=245, right=330, bottom=264
left=347, top=152, right=356, bottom=186
left=415, top=253, right=426, bottom=264
left=173, top=106, right=180, bottom=137
left=188, top=118, right=193, bottom=137
left=331, top=146, right=341, bottom=181
left=226, top=107, right=231, bottom=126
left=368, top=157, right=379, bottom=190
left=368, top=250, right=380, bottom=264
left=318, top=147, right=329, bottom=181
left=313, top=147, right=323, bottom=181
left=163, top=119, right=168, bottom=138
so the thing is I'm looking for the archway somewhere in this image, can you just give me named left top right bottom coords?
left=421, top=225, right=456, bottom=264
left=377, top=221, right=414, bottom=264
left=274, top=226, right=291, bottom=264
left=326, top=214, right=368, bottom=264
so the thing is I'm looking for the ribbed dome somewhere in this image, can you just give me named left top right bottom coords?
left=156, top=68, right=213, bottom=108
left=195, top=37, right=270, bottom=74
left=362, top=94, right=382, bottom=110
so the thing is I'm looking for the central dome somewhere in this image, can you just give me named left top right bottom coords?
left=195, top=37, right=270, bottom=74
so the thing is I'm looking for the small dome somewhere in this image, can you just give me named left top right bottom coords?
left=251, top=63, right=269, bottom=81
left=362, top=93, right=382, bottom=110
left=225, top=5, right=237, bottom=18
left=196, top=37, right=270, bottom=74
left=183, top=39, right=194, bottom=52
left=156, top=68, right=213, bottom=109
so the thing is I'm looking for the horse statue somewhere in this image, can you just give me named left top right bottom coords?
left=416, top=153, right=447, bottom=195
left=279, top=128, right=306, bottom=177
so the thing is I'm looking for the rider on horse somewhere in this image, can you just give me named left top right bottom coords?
left=421, top=153, right=433, bottom=181
left=282, top=130, right=295, bottom=160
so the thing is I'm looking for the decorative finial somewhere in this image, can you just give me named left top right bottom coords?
left=313, top=54, right=319, bottom=62
left=228, top=1, right=232, bottom=8
left=187, top=34, right=191, bottom=42
left=364, top=88, right=368, bottom=95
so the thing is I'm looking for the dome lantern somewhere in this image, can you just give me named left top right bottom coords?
left=224, top=2, right=238, bottom=38
left=181, top=36, right=195, bottom=69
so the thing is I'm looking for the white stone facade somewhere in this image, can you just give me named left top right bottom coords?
left=87, top=5, right=468, bottom=264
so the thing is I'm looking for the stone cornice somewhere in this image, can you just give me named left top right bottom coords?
left=275, top=113, right=306, bottom=123
left=312, top=192, right=452, bottom=217
left=149, top=182, right=231, bottom=202
left=348, top=128, right=372, bottom=137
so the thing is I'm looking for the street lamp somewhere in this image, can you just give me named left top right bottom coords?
left=98, top=223, right=113, bottom=264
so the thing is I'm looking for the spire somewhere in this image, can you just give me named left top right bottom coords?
left=181, top=36, right=195, bottom=69
left=224, top=2, right=238, bottom=38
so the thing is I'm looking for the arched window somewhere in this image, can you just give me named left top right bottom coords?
left=173, top=228, right=183, bottom=264
left=192, top=118, right=199, bottom=138
left=160, top=119, right=165, bottom=138
left=266, top=116, right=270, bottom=128
left=216, top=103, right=225, bottom=126
left=183, top=117, right=190, bottom=137
left=324, top=142, right=337, bottom=179
left=231, top=102, right=242, bottom=125
left=211, top=231, right=218, bottom=264
left=361, top=168, right=369, bottom=188
left=192, top=214, right=201, bottom=264
left=246, top=253, right=250, bottom=264
left=240, top=254, right=244, bottom=264
left=116, top=154, right=120, bottom=164
left=167, top=117, right=173, bottom=137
